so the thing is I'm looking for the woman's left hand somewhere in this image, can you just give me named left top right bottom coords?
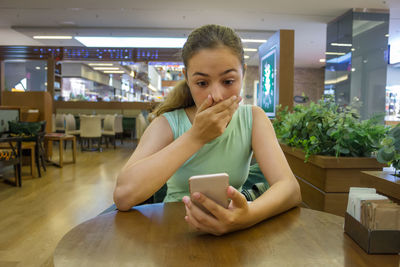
left=182, top=186, right=251, bottom=236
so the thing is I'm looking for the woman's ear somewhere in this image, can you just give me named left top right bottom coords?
left=183, top=68, right=188, bottom=81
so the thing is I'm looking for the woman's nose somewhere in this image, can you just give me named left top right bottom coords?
left=210, top=85, right=224, bottom=103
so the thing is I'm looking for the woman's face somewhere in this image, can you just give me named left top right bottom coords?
left=185, top=47, right=244, bottom=108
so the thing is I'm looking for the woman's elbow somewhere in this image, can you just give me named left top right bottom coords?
left=292, top=178, right=302, bottom=206
left=113, top=187, right=133, bottom=212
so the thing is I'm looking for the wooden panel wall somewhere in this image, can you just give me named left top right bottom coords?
left=1, top=91, right=53, bottom=132
left=54, top=101, right=152, bottom=112
left=279, top=30, right=295, bottom=109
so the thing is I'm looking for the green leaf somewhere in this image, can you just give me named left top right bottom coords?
left=377, top=147, right=395, bottom=163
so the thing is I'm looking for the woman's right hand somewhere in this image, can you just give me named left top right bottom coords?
left=188, top=94, right=241, bottom=144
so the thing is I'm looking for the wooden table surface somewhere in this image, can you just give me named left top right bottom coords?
left=53, top=202, right=399, bottom=267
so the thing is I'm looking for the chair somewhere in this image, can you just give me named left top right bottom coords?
left=22, top=121, right=47, bottom=177
left=65, top=114, right=80, bottom=138
left=64, top=114, right=80, bottom=149
left=55, top=113, right=66, bottom=133
left=114, top=115, right=124, bottom=144
left=102, top=114, right=117, bottom=149
left=0, top=136, right=23, bottom=186
left=123, top=117, right=136, bottom=140
left=8, top=120, right=47, bottom=177
left=136, top=113, right=149, bottom=141
left=80, top=115, right=102, bottom=151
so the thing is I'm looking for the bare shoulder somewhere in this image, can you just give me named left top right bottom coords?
left=251, top=105, right=277, bottom=144
left=140, top=115, right=173, bottom=144
left=133, top=114, right=174, bottom=157
left=147, top=115, right=172, bottom=132
left=251, top=105, right=272, bottom=124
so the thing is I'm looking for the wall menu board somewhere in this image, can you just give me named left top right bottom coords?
left=0, top=46, right=182, bottom=62
left=258, top=47, right=277, bottom=117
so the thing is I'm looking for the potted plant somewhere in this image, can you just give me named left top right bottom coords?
left=356, top=124, right=400, bottom=204
left=273, top=96, right=387, bottom=216
left=377, top=123, right=400, bottom=174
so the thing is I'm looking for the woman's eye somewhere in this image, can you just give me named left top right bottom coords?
left=224, top=79, right=234, bottom=85
left=196, top=81, right=208, bottom=87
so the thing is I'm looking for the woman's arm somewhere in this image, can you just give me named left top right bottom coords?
left=247, top=105, right=302, bottom=223
left=113, top=115, right=203, bottom=211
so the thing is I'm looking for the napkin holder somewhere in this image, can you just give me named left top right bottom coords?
left=344, top=212, right=400, bottom=254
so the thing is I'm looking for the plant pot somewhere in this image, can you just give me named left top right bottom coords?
left=280, top=143, right=386, bottom=217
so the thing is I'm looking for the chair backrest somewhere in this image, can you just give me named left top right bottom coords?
left=8, top=121, right=44, bottom=137
left=80, top=115, right=102, bottom=138
left=55, top=114, right=66, bottom=131
left=103, top=114, right=116, bottom=133
left=114, top=115, right=123, bottom=134
left=65, top=114, right=77, bottom=132
left=37, top=120, right=47, bottom=133
left=136, top=113, right=148, bottom=140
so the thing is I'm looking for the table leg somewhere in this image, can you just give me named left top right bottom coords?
left=29, top=147, right=34, bottom=177
left=31, top=147, right=36, bottom=177
left=72, top=137, right=76, bottom=163
left=59, top=139, right=64, bottom=168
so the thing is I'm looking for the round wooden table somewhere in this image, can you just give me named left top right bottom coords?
left=53, top=203, right=399, bottom=267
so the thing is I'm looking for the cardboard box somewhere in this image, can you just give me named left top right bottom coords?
left=344, top=212, right=400, bottom=254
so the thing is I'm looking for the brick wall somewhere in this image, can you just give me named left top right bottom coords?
left=294, top=68, right=325, bottom=103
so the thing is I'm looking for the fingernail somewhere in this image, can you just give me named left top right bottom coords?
left=228, top=186, right=234, bottom=195
left=182, top=196, right=189, bottom=204
left=232, top=95, right=237, bottom=101
left=193, top=192, right=201, bottom=200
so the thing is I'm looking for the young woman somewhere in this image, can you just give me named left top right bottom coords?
left=114, top=24, right=301, bottom=235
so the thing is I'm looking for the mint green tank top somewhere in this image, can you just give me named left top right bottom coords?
left=162, top=104, right=253, bottom=202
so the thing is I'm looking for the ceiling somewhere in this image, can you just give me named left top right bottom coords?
left=0, top=0, right=399, bottom=68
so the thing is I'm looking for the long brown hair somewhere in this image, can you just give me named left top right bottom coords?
left=151, top=24, right=244, bottom=118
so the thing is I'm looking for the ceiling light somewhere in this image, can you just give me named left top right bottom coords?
left=325, top=52, right=346, bottom=56
left=331, top=43, right=352, bottom=47
left=104, top=70, right=125, bottom=74
left=244, top=55, right=250, bottom=59
left=87, top=92, right=99, bottom=95
left=59, top=21, right=76, bottom=25
left=33, top=36, right=73, bottom=39
left=324, top=74, right=348, bottom=85
left=75, top=37, right=186, bottom=48
left=241, top=39, right=267, bottom=43
left=319, top=59, right=326, bottom=62
left=35, top=66, right=41, bottom=70
left=351, top=48, right=356, bottom=51
left=88, top=63, right=114, bottom=66
left=244, top=48, right=257, bottom=52
left=385, top=34, right=389, bottom=37
left=148, top=84, right=158, bottom=92
left=93, top=67, right=120, bottom=70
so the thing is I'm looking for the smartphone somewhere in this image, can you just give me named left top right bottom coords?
left=188, top=173, right=229, bottom=214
